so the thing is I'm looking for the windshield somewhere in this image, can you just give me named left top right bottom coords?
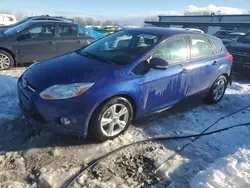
left=215, top=31, right=231, bottom=35
left=229, top=34, right=243, bottom=41
left=238, top=33, right=250, bottom=43
left=80, top=30, right=162, bottom=66
left=4, top=21, right=31, bottom=36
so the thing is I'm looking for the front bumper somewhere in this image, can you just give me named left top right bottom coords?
left=17, top=80, right=95, bottom=136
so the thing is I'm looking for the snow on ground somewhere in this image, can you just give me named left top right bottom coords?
left=0, top=69, right=250, bottom=188
left=191, top=148, right=250, bottom=188
left=0, top=75, right=19, bottom=120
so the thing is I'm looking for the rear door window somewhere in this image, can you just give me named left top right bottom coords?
left=59, top=25, right=77, bottom=37
left=190, top=36, right=213, bottom=59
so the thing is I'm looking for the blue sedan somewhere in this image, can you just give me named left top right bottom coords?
left=18, top=28, right=233, bottom=141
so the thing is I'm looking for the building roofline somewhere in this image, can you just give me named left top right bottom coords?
left=158, top=14, right=250, bottom=17
left=144, top=21, right=250, bottom=26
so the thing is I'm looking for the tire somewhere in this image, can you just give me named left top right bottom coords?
left=89, top=97, right=134, bottom=142
left=205, top=75, right=227, bottom=104
left=0, top=50, right=14, bottom=70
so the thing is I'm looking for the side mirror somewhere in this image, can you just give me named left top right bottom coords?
left=150, top=57, right=169, bottom=70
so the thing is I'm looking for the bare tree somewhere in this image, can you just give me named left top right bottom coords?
left=0, top=9, right=12, bottom=14
left=184, top=10, right=212, bottom=16
left=144, top=16, right=158, bottom=21
left=73, top=17, right=85, bottom=25
left=15, top=11, right=25, bottom=20
left=102, top=20, right=113, bottom=26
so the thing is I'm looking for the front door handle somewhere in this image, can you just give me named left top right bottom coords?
left=212, top=61, right=218, bottom=66
left=48, top=40, right=55, bottom=45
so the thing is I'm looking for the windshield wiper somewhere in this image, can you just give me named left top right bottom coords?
left=81, top=51, right=115, bottom=65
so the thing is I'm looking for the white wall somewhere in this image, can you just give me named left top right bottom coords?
left=207, top=26, right=221, bottom=34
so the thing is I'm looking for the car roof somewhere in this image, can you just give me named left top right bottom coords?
left=230, top=32, right=245, bottom=35
left=27, top=20, right=77, bottom=25
left=125, top=27, right=195, bottom=37
left=216, top=30, right=232, bottom=33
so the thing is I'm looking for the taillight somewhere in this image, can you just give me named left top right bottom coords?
left=226, top=51, right=233, bottom=64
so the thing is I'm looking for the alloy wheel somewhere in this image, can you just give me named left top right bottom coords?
left=0, top=53, right=11, bottom=70
left=100, top=104, right=129, bottom=137
left=213, top=79, right=226, bottom=101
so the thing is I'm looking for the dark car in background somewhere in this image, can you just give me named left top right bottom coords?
left=0, top=15, right=74, bottom=32
left=214, top=30, right=232, bottom=39
left=222, top=32, right=245, bottom=47
left=227, top=32, right=250, bottom=73
left=0, top=20, right=95, bottom=70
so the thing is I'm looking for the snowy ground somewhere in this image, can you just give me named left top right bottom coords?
left=0, top=67, right=250, bottom=188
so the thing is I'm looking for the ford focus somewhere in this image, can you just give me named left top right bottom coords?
left=18, top=28, right=233, bottom=141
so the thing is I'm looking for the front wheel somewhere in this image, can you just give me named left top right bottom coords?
left=0, top=50, right=14, bottom=70
left=89, top=97, right=134, bottom=141
left=205, top=75, right=227, bottom=104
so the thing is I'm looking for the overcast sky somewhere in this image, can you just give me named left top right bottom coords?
left=0, top=0, right=249, bottom=25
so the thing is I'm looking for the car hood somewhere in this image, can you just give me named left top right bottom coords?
left=222, top=39, right=232, bottom=44
left=228, top=42, right=250, bottom=53
left=23, top=52, right=121, bottom=90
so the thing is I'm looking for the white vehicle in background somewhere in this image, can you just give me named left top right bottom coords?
left=184, top=28, right=204, bottom=33
left=0, top=14, right=17, bottom=26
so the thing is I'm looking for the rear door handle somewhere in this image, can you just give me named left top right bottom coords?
left=181, top=68, right=189, bottom=73
left=77, top=40, right=82, bottom=44
left=212, top=61, right=218, bottom=66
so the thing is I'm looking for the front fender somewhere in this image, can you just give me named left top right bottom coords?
left=83, top=76, right=141, bottom=135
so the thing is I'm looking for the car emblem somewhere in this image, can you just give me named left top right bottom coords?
left=22, top=78, right=27, bottom=88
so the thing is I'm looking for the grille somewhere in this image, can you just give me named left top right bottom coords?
left=18, top=88, right=46, bottom=123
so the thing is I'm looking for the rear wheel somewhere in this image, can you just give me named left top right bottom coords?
left=89, top=97, right=133, bottom=141
left=0, top=50, right=14, bottom=70
left=205, top=75, right=227, bottom=104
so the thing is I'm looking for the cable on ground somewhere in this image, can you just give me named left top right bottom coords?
left=62, top=104, right=250, bottom=188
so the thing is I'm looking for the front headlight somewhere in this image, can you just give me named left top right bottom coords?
left=40, top=83, right=94, bottom=100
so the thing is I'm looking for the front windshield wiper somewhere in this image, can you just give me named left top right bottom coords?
left=80, top=50, right=115, bottom=65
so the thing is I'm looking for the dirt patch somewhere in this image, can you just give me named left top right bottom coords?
left=90, top=154, right=161, bottom=187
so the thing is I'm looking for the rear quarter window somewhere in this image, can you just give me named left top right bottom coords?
left=212, top=39, right=223, bottom=54
left=190, top=36, right=213, bottom=59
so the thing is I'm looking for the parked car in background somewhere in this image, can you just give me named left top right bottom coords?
left=0, top=20, right=95, bottom=70
left=18, top=28, right=233, bottom=141
left=0, top=15, right=74, bottom=32
left=184, top=28, right=204, bottom=33
left=222, top=32, right=245, bottom=47
left=227, top=32, right=250, bottom=74
left=78, top=25, right=104, bottom=39
left=94, top=26, right=121, bottom=35
left=0, top=14, right=16, bottom=26
left=214, top=30, right=232, bottom=39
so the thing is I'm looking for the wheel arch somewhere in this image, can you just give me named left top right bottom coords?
left=0, top=47, right=15, bottom=60
left=221, top=73, right=229, bottom=84
left=86, top=93, right=138, bottom=135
